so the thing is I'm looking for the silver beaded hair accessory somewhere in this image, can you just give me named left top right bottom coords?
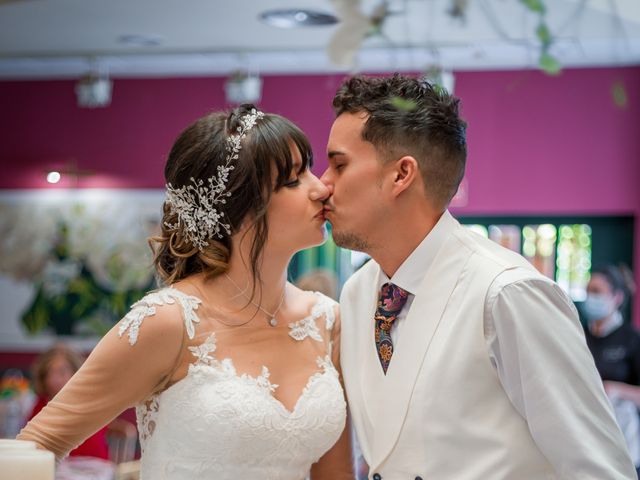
left=164, top=108, right=265, bottom=250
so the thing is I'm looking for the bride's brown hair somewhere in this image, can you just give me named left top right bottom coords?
left=150, top=104, right=313, bottom=286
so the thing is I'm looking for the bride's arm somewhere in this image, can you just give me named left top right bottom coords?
left=311, top=418, right=354, bottom=480
left=310, top=306, right=355, bottom=480
left=17, top=301, right=185, bottom=461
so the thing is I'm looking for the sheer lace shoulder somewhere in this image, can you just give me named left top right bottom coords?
left=118, top=287, right=202, bottom=345
left=288, top=292, right=337, bottom=342
left=18, top=290, right=187, bottom=461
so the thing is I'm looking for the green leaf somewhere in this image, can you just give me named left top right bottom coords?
left=390, top=96, right=417, bottom=112
left=536, top=23, right=552, bottom=47
left=367, top=23, right=384, bottom=38
left=114, top=292, right=127, bottom=315
left=432, top=84, right=448, bottom=96
left=611, top=81, right=628, bottom=109
left=521, top=0, right=545, bottom=14
left=51, top=296, right=62, bottom=310
left=539, top=52, right=562, bottom=75
left=71, top=303, right=85, bottom=318
left=22, top=301, right=49, bottom=334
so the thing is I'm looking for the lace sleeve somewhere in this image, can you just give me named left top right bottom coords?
left=17, top=289, right=186, bottom=460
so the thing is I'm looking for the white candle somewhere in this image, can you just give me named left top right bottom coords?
left=0, top=439, right=37, bottom=449
left=0, top=448, right=54, bottom=480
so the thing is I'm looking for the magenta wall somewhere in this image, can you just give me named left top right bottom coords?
left=455, top=68, right=639, bottom=216
left=1, top=67, right=638, bottom=323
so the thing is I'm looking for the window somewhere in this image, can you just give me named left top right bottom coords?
left=556, top=224, right=592, bottom=301
left=460, top=216, right=633, bottom=304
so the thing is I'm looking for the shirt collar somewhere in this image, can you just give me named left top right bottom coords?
left=377, top=210, right=458, bottom=295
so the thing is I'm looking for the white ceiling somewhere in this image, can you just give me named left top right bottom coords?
left=1, top=0, right=639, bottom=79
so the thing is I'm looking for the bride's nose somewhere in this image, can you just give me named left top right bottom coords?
left=308, top=173, right=330, bottom=202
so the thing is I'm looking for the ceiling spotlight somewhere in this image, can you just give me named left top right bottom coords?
left=224, top=72, right=262, bottom=104
left=259, top=9, right=338, bottom=28
left=75, top=74, right=112, bottom=108
left=46, top=171, right=61, bottom=184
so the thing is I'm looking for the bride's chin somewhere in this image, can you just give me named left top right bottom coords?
left=301, top=228, right=329, bottom=250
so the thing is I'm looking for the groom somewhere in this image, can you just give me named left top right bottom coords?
left=320, top=74, right=635, bottom=479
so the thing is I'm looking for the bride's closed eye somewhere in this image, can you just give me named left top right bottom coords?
left=283, top=166, right=307, bottom=188
left=283, top=178, right=301, bottom=188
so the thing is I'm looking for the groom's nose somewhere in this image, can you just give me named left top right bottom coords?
left=319, top=169, right=334, bottom=195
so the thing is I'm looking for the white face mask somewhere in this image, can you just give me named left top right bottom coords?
left=582, top=293, right=616, bottom=323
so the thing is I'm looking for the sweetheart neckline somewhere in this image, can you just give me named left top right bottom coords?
left=158, top=355, right=339, bottom=417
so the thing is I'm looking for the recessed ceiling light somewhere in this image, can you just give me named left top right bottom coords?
left=46, top=171, right=61, bottom=184
left=118, top=34, right=164, bottom=47
left=259, top=9, right=338, bottom=28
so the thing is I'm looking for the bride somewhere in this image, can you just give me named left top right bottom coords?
left=18, top=105, right=354, bottom=479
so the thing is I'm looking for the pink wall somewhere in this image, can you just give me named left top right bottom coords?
left=1, top=67, right=638, bottom=322
left=0, top=75, right=345, bottom=189
left=454, top=68, right=640, bottom=215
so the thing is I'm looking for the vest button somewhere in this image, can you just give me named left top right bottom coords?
left=415, top=477, right=423, bottom=480
left=372, top=474, right=382, bottom=480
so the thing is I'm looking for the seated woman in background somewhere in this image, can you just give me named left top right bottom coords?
left=29, top=344, right=109, bottom=460
left=582, top=264, right=640, bottom=470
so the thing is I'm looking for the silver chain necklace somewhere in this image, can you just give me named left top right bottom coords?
left=224, top=273, right=285, bottom=327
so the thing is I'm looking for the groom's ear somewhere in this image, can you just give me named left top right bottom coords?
left=390, top=156, right=420, bottom=197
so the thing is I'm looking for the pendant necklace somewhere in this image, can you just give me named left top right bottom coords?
left=224, top=273, right=285, bottom=327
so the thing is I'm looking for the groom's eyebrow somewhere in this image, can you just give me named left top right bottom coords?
left=327, top=150, right=346, bottom=159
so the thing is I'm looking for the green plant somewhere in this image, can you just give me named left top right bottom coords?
left=21, top=222, right=155, bottom=336
left=520, top=0, right=561, bottom=75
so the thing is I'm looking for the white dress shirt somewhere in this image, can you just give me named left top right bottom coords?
left=377, top=210, right=631, bottom=476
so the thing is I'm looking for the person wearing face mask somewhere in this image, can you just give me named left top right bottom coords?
left=583, top=264, right=640, bottom=472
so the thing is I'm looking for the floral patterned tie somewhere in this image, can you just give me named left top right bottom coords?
left=375, top=282, right=410, bottom=374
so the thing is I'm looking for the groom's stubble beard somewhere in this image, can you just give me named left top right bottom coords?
left=325, top=198, right=379, bottom=254
left=332, top=171, right=387, bottom=253
left=331, top=229, right=372, bottom=253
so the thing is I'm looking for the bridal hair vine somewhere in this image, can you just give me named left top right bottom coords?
left=165, top=108, right=265, bottom=250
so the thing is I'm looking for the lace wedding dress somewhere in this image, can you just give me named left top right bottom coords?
left=18, top=287, right=348, bottom=480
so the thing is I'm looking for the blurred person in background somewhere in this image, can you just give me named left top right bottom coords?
left=28, top=344, right=110, bottom=460
left=295, top=269, right=338, bottom=300
left=583, top=264, right=640, bottom=472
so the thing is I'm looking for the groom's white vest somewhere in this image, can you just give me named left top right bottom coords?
left=340, top=215, right=557, bottom=479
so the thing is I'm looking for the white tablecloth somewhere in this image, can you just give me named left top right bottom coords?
left=56, top=456, right=116, bottom=480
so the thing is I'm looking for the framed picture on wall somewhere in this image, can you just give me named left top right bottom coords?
left=0, top=189, right=164, bottom=349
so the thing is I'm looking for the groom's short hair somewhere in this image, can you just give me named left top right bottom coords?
left=333, top=74, right=467, bottom=209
